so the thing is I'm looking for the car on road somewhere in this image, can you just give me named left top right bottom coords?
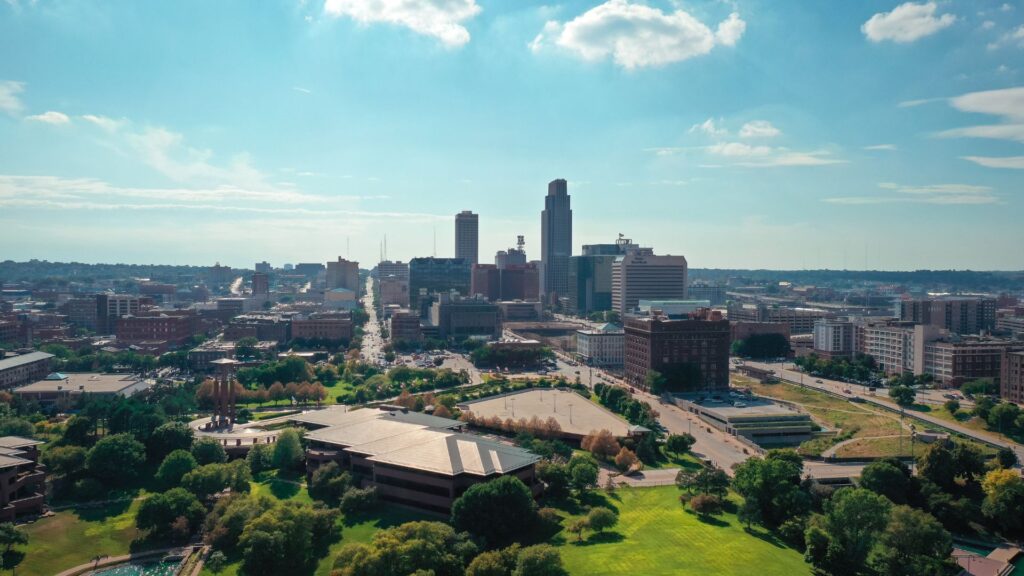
left=815, top=379, right=823, bottom=384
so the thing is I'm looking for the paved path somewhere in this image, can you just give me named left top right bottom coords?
left=54, top=547, right=182, bottom=576
left=599, top=467, right=681, bottom=488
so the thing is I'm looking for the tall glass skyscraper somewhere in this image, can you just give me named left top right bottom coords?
left=541, top=179, right=572, bottom=302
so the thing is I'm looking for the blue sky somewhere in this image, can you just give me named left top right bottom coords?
left=1, top=0, right=1022, bottom=270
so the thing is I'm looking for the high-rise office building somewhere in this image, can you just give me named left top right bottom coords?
left=408, top=257, right=472, bottom=315
left=326, top=258, right=360, bottom=293
left=567, top=237, right=639, bottom=315
left=541, top=179, right=572, bottom=302
left=611, top=249, right=688, bottom=317
left=251, top=272, right=270, bottom=296
left=95, top=293, right=141, bottom=335
left=455, top=211, right=479, bottom=265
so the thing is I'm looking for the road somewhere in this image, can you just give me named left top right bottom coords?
left=360, top=277, right=385, bottom=361
left=743, top=359, right=1024, bottom=462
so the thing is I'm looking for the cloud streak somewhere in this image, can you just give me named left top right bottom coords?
left=323, top=0, right=481, bottom=48
left=825, top=182, right=998, bottom=205
left=862, top=2, right=955, bottom=43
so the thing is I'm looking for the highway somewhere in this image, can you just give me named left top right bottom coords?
left=742, top=359, right=1024, bottom=462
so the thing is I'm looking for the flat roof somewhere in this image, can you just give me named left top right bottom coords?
left=306, top=418, right=429, bottom=447
left=461, top=389, right=632, bottom=437
left=693, top=398, right=803, bottom=419
left=0, top=352, right=54, bottom=371
left=0, top=436, right=43, bottom=450
left=15, top=373, right=147, bottom=394
left=0, top=454, right=32, bottom=469
left=368, top=434, right=539, bottom=476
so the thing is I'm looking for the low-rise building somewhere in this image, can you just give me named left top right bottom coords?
left=390, top=310, right=422, bottom=344
left=727, top=302, right=830, bottom=335
left=225, top=313, right=292, bottom=343
left=624, top=310, right=730, bottom=392
left=291, top=313, right=353, bottom=343
left=0, top=437, right=45, bottom=521
left=576, top=323, right=624, bottom=367
left=1001, top=350, right=1024, bottom=405
left=0, top=352, right=54, bottom=390
left=116, top=311, right=198, bottom=349
left=14, top=373, right=154, bottom=408
left=428, top=293, right=501, bottom=341
left=731, top=321, right=791, bottom=344
left=496, top=301, right=543, bottom=322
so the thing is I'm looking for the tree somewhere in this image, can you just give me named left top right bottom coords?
left=536, top=461, right=571, bottom=500
left=680, top=467, right=731, bottom=499
left=917, top=439, right=957, bottom=492
left=0, top=523, right=27, bottom=554
left=943, top=399, right=960, bottom=415
left=512, top=544, right=568, bottom=576
left=586, top=507, right=617, bottom=534
left=804, top=488, right=891, bottom=576
left=61, top=415, right=95, bottom=446
left=272, top=428, right=304, bottom=470
left=988, top=403, right=1020, bottom=433
left=246, top=443, right=274, bottom=474
left=567, top=518, right=588, bottom=542
left=451, top=476, right=538, bottom=548
left=580, top=429, right=620, bottom=459
left=146, top=421, right=195, bottom=461
left=308, top=462, right=351, bottom=505
left=996, top=447, right=1018, bottom=469
left=136, top=488, right=205, bottom=542
left=236, top=337, right=259, bottom=360
left=191, top=437, right=227, bottom=465
left=665, top=433, right=695, bottom=455
left=156, top=449, right=198, bottom=488
left=239, top=503, right=340, bottom=576
left=466, top=545, right=521, bottom=576
left=888, top=385, right=916, bottom=408
left=872, top=505, right=954, bottom=576
left=613, top=447, right=638, bottom=472
left=645, top=370, right=666, bottom=394
left=332, top=521, right=477, bottom=576
left=689, top=494, right=723, bottom=518
left=41, top=445, right=87, bottom=480
left=981, top=468, right=1024, bottom=537
left=86, top=433, right=146, bottom=485
left=182, top=461, right=252, bottom=500
left=340, top=486, right=377, bottom=514
left=268, top=382, right=286, bottom=405
left=566, top=454, right=599, bottom=493
left=858, top=459, right=911, bottom=504
left=733, top=452, right=809, bottom=528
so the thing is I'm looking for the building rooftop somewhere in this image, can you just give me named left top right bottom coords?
left=0, top=352, right=54, bottom=371
left=0, top=453, right=33, bottom=469
left=460, top=389, right=632, bottom=438
left=0, top=436, right=43, bottom=450
left=15, top=373, right=149, bottom=394
left=368, top=434, right=538, bottom=476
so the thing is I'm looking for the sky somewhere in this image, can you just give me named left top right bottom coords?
left=1, top=0, right=1023, bottom=271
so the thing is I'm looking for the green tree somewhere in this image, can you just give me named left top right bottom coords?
left=586, top=507, right=617, bottom=534
left=0, top=523, right=27, bottom=554
left=246, top=443, right=274, bottom=474
left=536, top=461, right=571, bottom=500
left=239, top=503, right=340, bottom=575
left=943, top=399, right=960, bottom=415
left=858, top=458, right=911, bottom=504
left=308, top=462, right=351, bottom=505
left=513, top=544, right=568, bottom=576
left=665, top=433, right=695, bottom=455
left=888, top=385, right=916, bottom=408
left=156, top=449, right=198, bottom=488
left=981, top=468, right=1024, bottom=537
left=996, top=447, right=1018, bottom=469
left=61, top=415, right=95, bottom=446
left=451, top=476, right=538, bottom=548
left=733, top=452, right=809, bottom=528
left=86, top=433, right=146, bottom=485
left=181, top=461, right=252, bottom=500
left=689, top=494, right=723, bottom=518
left=332, top=521, right=477, bottom=576
left=191, top=437, right=228, bottom=465
left=804, top=488, right=891, bottom=576
left=645, top=370, right=666, bottom=394
left=988, top=403, right=1020, bottom=433
left=41, top=445, right=87, bottom=480
left=872, top=505, right=954, bottom=576
left=566, top=454, right=599, bottom=493
left=136, top=488, right=206, bottom=542
left=146, top=421, right=195, bottom=461
left=272, top=428, right=304, bottom=470
left=466, top=545, right=520, bottom=576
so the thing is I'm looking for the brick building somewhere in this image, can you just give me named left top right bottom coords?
left=624, top=311, right=730, bottom=392
left=116, top=311, right=198, bottom=349
left=1001, top=350, right=1024, bottom=405
left=291, top=313, right=353, bottom=343
left=390, top=310, right=422, bottom=344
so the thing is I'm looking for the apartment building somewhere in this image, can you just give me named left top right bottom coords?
left=1001, top=350, right=1024, bottom=405
left=611, top=250, right=688, bottom=317
left=623, top=311, right=730, bottom=392
left=898, top=297, right=997, bottom=335
left=0, top=352, right=54, bottom=390
left=812, top=319, right=856, bottom=360
left=291, top=313, right=353, bottom=342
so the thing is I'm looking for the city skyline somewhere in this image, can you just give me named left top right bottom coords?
left=2, top=0, right=1024, bottom=270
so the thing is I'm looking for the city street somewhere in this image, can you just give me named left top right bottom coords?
left=360, top=277, right=386, bottom=362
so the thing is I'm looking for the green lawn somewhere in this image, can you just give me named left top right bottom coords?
left=555, top=486, right=811, bottom=576
left=17, top=499, right=146, bottom=576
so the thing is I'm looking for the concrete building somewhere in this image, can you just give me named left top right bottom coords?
left=996, top=314, right=1024, bottom=338
left=687, top=282, right=727, bottom=306
left=624, top=311, right=730, bottom=392
left=920, top=337, right=1024, bottom=388
left=471, top=264, right=539, bottom=302
left=291, top=313, right=353, bottom=343
left=390, top=310, right=423, bottom=344
left=731, top=321, right=791, bottom=344
left=326, top=258, right=360, bottom=293
left=813, top=319, right=856, bottom=360
left=225, top=313, right=292, bottom=343
left=1001, top=350, right=1024, bottom=404
left=496, top=301, right=543, bottom=322
left=255, top=261, right=272, bottom=274
left=65, top=296, right=98, bottom=331
left=379, top=275, right=410, bottom=308
left=15, top=373, right=153, bottom=408
left=576, top=323, right=625, bottom=367
left=861, top=322, right=922, bottom=376
left=540, top=179, right=572, bottom=302
left=294, top=263, right=326, bottom=278
left=638, top=300, right=711, bottom=318
left=428, top=293, right=501, bottom=341
left=727, top=302, right=830, bottom=335
left=324, top=288, right=359, bottom=311
left=409, top=257, right=472, bottom=314
left=898, top=296, right=997, bottom=335
left=0, top=437, right=45, bottom=522
left=611, top=250, right=688, bottom=317
left=377, top=261, right=410, bottom=280
left=0, top=352, right=54, bottom=390
left=95, top=293, right=141, bottom=334
left=455, top=211, right=479, bottom=265
left=300, top=407, right=539, bottom=514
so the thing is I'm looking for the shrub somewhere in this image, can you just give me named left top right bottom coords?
left=689, top=494, right=723, bottom=518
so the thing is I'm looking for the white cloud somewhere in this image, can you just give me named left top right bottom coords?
left=864, top=144, right=897, bottom=150
left=862, top=2, right=955, bottom=43
left=323, top=0, right=481, bottom=48
left=292, top=86, right=312, bottom=94
left=1002, top=3, right=1014, bottom=12
left=938, top=86, right=1024, bottom=143
left=961, top=155, right=1024, bottom=169
left=898, top=97, right=945, bottom=108
left=81, top=114, right=125, bottom=132
left=25, top=110, right=70, bottom=125
left=825, top=182, right=998, bottom=205
left=530, top=0, right=745, bottom=69
left=0, top=81, right=25, bottom=116
left=705, top=142, right=844, bottom=167
left=689, top=118, right=727, bottom=137
left=981, top=20, right=995, bottom=30
left=738, top=120, right=781, bottom=138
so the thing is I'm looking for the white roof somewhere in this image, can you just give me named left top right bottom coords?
left=0, top=352, right=53, bottom=371
left=15, top=373, right=147, bottom=394
left=369, top=434, right=539, bottom=476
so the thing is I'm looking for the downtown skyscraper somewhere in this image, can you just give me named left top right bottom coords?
left=454, top=210, right=479, bottom=265
left=541, top=179, right=572, bottom=302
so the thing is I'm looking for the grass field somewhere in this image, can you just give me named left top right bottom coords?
left=555, top=486, right=810, bottom=576
left=18, top=499, right=146, bottom=576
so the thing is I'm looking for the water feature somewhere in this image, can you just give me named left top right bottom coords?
left=89, top=560, right=180, bottom=576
